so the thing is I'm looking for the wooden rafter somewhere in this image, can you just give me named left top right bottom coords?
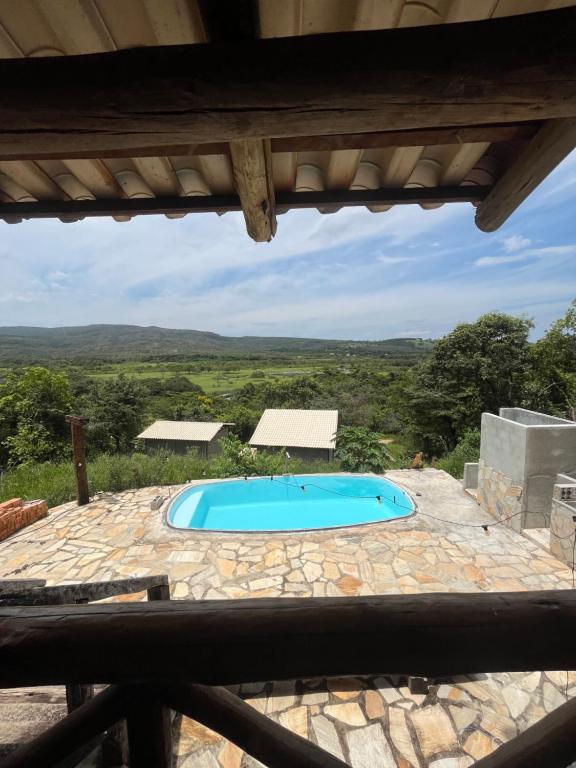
left=0, top=9, right=574, bottom=158
left=475, top=118, right=576, bottom=231
left=229, top=139, right=276, bottom=242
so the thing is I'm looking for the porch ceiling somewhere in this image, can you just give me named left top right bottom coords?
left=0, top=0, right=575, bottom=240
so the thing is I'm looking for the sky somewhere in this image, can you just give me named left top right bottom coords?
left=1, top=151, right=575, bottom=341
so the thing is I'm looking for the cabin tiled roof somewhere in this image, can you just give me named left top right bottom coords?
left=137, top=420, right=227, bottom=442
left=249, top=409, right=338, bottom=450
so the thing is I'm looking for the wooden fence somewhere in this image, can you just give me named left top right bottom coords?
left=1, top=589, right=576, bottom=767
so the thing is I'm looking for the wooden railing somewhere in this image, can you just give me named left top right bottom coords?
left=0, top=575, right=170, bottom=767
left=1, top=589, right=576, bottom=767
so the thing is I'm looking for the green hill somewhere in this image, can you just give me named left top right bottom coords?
left=0, top=325, right=434, bottom=363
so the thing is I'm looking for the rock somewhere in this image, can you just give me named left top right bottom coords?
left=311, top=715, right=345, bottom=760
left=449, top=705, right=477, bottom=732
left=364, top=690, right=385, bottom=719
left=286, top=569, right=305, bottom=583
left=327, top=678, right=361, bottom=701
left=302, top=561, right=323, bottom=582
left=481, top=710, right=516, bottom=742
left=264, top=549, right=286, bottom=567
left=411, top=706, right=458, bottom=758
left=181, top=751, right=220, bottom=768
left=543, top=681, right=566, bottom=713
left=266, top=681, right=296, bottom=713
left=335, top=574, right=363, bottom=595
left=388, top=708, right=421, bottom=767
left=520, top=671, right=541, bottom=692
left=346, top=723, right=396, bottom=768
left=216, top=558, right=236, bottom=578
left=502, top=685, right=530, bottom=719
left=325, top=702, right=367, bottom=726
left=464, top=731, right=497, bottom=760
left=218, top=740, right=242, bottom=768
left=280, top=706, right=308, bottom=738
left=173, top=582, right=189, bottom=598
left=323, top=561, right=340, bottom=579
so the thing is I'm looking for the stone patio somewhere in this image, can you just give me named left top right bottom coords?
left=1, top=469, right=575, bottom=767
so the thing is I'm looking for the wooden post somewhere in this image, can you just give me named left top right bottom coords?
left=125, top=685, right=172, bottom=768
left=147, top=576, right=171, bottom=602
left=66, top=415, right=89, bottom=506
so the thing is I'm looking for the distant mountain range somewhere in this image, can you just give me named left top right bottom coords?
left=0, top=325, right=434, bottom=363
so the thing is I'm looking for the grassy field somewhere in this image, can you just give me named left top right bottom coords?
left=85, top=362, right=326, bottom=394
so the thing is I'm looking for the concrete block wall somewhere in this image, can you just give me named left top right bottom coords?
left=478, top=408, right=576, bottom=531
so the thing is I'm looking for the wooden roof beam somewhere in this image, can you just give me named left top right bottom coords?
left=0, top=185, right=488, bottom=222
left=475, top=118, right=576, bottom=232
left=229, top=138, right=276, bottom=242
left=0, top=123, right=539, bottom=162
left=0, top=9, right=574, bottom=159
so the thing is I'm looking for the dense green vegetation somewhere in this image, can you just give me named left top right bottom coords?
left=0, top=447, right=337, bottom=508
left=0, top=301, right=574, bottom=504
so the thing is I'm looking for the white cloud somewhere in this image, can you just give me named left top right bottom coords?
left=475, top=244, right=576, bottom=268
left=377, top=255, right=415, bottom=265
left=501, top=234, right=531, bottom=252
left=475, top=253, right=526, bottom=267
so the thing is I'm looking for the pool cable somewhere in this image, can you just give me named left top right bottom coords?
left=254, top=475, right=576, bottom=544
left=260, top=474, right=532, bottom=533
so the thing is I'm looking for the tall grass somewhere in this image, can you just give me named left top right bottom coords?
left=0, top=451, right=339, bottom=508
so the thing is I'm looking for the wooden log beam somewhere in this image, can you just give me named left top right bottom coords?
left=0, top=185, right=488, bottom=222
left=2, top=591, right=576, bottom=687
left=164, top=682, right=349, bottom=768
left=0, top=9, right=574, bottom=158
left=0, top=686, right=125, bottom=768
left=0, top=579, right=46, bottom=596
left=473, top=695, right=576, bottom=768
left=0, top=123, right=538, bottom=162
left=475, top=118, right=576, bottom=232
left=125, top=685, right=172, bottom=768
left=229, top=139, right=277, bottom=241
left=0, top=575, right=170, bottom=607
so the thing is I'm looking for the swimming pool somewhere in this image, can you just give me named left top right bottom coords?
left=167, top=474, right=415, bottom=532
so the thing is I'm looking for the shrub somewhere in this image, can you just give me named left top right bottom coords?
left=435, top=429, right=480, bottom=479
left=335, top=426, right=393, bottom=473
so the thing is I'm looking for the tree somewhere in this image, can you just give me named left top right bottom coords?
left=0, top=367, right=73, bottom=466
left=211, top=434, right=285, bottom=477
left=215, top=404, right=259, bottom=441
left=81, top=376, right=146, bottom=453
left=335, top=426, right=393, bottom=473
left=529, top=300, right=576, bottom=420
left=400, top=312, right=533, bottom=454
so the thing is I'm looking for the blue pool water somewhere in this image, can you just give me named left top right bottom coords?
left=167, top=474, right=415, bottom=532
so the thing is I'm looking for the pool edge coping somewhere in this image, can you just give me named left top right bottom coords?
left=162, top=472, right=419, bottom=535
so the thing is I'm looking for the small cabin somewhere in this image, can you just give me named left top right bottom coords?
left=137, top=420, right=233, bottom=458
left=249, top=409, right=338, bottom=462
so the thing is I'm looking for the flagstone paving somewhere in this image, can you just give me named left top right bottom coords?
left=1, top=469, right=574, bottom=766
